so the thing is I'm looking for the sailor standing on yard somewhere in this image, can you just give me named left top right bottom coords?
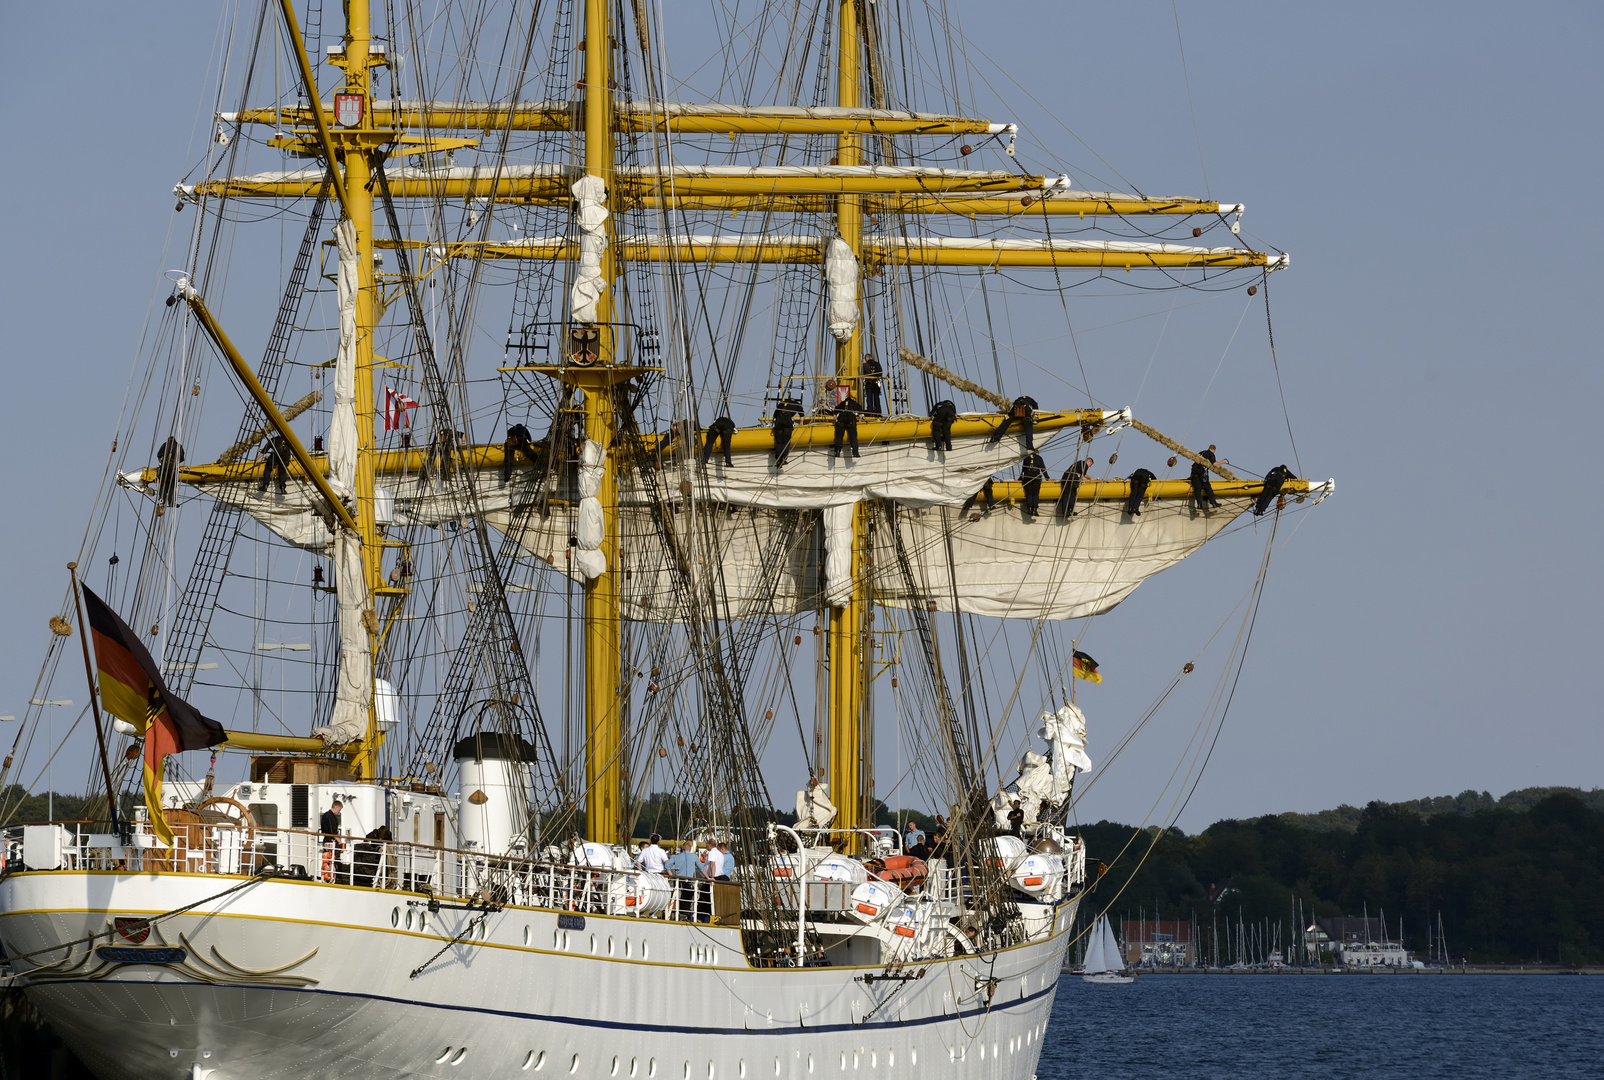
left=1189, top=444, right=1224, bottom=509
left=1019, top=450, right=1048, bottom=516
left=1057, top=457, right=1092, bottom=518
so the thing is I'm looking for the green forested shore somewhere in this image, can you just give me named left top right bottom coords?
left=1073, top=787, right=1604, bottom=965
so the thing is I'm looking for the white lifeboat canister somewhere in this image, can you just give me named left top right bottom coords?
left=1009, top=853, right=1064, bottom=896
left=809, top=854, right=868, bottom=886
left=610, top=872, right=673, bottom=916
left=989, top=834, right=1028, bottom=872
left=849, top=880, right=903, bottom=921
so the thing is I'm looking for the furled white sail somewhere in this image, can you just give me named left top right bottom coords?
left=824, top=238, right=860, bottom=343
left=314, top=219, right=371, bottom=746
left=568, top=176, right=609, bottom=323
left=873, top=497, right=1252, bottom=621
left=484, top=502, right=818, bottom=622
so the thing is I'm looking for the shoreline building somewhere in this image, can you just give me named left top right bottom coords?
left=1308, top=917, right=1411, bottom=968
left=1122, top=919, right=1195, bottom=968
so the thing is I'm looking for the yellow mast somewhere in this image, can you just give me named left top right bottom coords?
left=579, top=0, right=626, bottom=845
left=277, top=0, right=386, bottom=775
left=337, top=0, right=387, bottom=780
left=827, top=0, right=867, bottom=837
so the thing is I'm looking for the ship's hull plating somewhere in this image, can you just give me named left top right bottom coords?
left=0, top=871, right=1073, bottom=1080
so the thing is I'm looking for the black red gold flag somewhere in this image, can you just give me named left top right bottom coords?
left=1072, top=650, right=1102, bottom=684
left=80, top=585, right=225, bottom=846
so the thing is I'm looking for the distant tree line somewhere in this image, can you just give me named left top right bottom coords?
left=1073, top=787, right=1604, bottom=965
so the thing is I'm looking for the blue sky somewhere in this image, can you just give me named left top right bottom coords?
left=0, top=2, right=1598, bottom=831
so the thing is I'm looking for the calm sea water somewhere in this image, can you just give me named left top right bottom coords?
left=1037, top=974, right=1603, bottom=1079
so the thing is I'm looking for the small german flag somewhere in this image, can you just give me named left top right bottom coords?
left=81, top=585, right=225, bottom=847
left=1072, top=650, right=1102, bottom=684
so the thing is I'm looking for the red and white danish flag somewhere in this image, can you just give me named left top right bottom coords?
left=383, top=386, right=419, bottom=430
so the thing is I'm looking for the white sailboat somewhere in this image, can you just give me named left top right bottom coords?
left=1081, top=915, right=1134, bottom=985
left=0, top=1, right=1324, bottom=1077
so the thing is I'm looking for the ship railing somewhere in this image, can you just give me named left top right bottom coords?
left=0, top=822, right=729, bottom=924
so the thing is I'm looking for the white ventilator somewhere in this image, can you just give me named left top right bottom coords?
left=453, top=732, right=537, bottom=855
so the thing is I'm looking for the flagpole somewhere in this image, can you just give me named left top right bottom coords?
left=68, top=562, right=120, bottom=832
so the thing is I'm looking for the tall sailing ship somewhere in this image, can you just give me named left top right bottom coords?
left=0, top=2, right=1329, bottom=1077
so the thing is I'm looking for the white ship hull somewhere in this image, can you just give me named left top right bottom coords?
left=0, top=870, right=1075, bottom=1080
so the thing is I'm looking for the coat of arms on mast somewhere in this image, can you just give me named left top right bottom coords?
left=334, top=93, right=364, bottom=128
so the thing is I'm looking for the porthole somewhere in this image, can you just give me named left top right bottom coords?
left=570, top=1055, right=580, bottom=1075
left=711, top=948, right=718, bottom=965
left=992, top=1042, right=998, bottom=1060
left=436, top=1048, right=454, bottom=1064
left=406, top=910, right=415, bottom=931
left=683, top=1062, right=690, bottom=1080
left=852, top=1052, right=859, bottom=1070
left=524, top=925, right=532, bottom=946
left=631, top=1058, right=639, bottom=1077
left=774, top=1059, right=781, bottom=1076
left=807, top=1054, right=814, bottom=1074
left=870, top=1052, right=877, bottom=1068
left=978, top=1044, right=985, bottom=1061
left=739, top=1061, right=746, bottom=1078
left=839, top=1053, right=846, bottom=1071
left=590, top=934, right=597, bottom=954
left=608, top=936, right=615, bottom=956
left=391, top=907, right=400, bottom=927
left=648, top=1058, right=658, bottom=1077
left=477, top=922, right=487, bottom=941
left=554, top=930, right=561, bottom=949
left=642, top=941, right=650, bottom=960
left=689, top=946, right=696, bottom=963
left=625, top=938, right=633, bottom=958
left=563, top=931, right=571, bottom=950
left=910, top=1050, right=917, bottom=1066
left=888, top=1051, right=895, bottom=1068
left=419, top=913, right=428, bottom=933
left=707, top=1063, right=715, bottom=1079
left=611, top=1056, right=620, bottom=1076
left=524, top=1050, right=540, bottom=1071
left=452, top=1048, right=469, bottom=1066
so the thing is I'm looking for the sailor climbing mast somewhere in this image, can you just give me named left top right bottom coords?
left=827, top=0, right=869, bottom=838
left=577, top=0, right=626, bottom=846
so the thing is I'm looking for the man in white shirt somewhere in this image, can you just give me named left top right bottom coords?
left=635, top=833, right=670, bottom=874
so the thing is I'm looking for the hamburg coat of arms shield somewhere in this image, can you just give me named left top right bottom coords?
left=334, top=92, right=364, bottom=128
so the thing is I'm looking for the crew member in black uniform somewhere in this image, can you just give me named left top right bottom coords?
left=1124, top=467, right=1157, bottom=516
left=960, top=475, right=997, bottom=517
left=1056, top=456, right=1092, bottom=518
left=701, top=415, right=737, bottom=467
left=156, top=436, right=185, bottom=505
left=1253, top=464, right=1293, bottom=516
left=1188, top=444, right=1223, bottom=509
left=988, top=395, right=1039, bottom=449
left=257, top=434, right=291, bottom=496
left=830, top=394, right=861, bottom=458
left=929, top=400, right=957, bottom=451
left=861, top=354, right=884, bottom=416
left=772, top=397, right=802, bottom=467
left=502, top=422, right=542, bottom=484
left=1019, top=450, right=1048, bottom=516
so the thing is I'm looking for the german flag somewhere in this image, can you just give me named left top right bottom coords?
left=81, top=585, right=225, bottom=847
left=1072, top=650, right=1102, bottom=684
